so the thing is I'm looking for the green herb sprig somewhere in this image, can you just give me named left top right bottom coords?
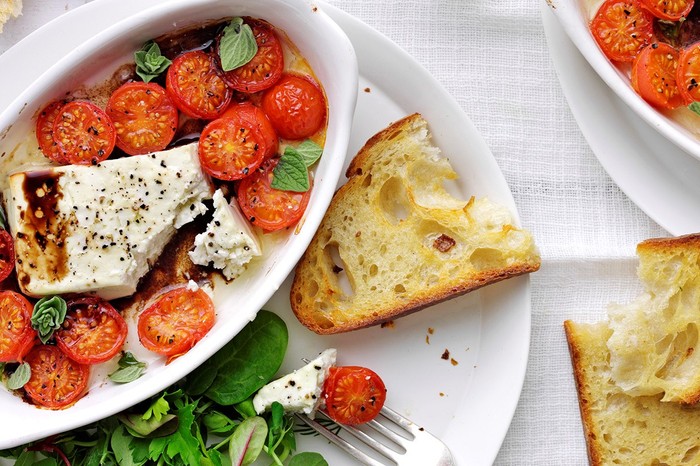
left=218, top=17, right=258, bottom=72
left=31, top=295, right=67, bottom=344
left=134, top=41, right=172, bottom=83
left=109, top=352, right=147, bottom=384
left=271, top=140, right=323, bottom=192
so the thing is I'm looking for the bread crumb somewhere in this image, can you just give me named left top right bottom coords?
left=380, top=320, right=394, bottom=329
left=439, top=392, right=445, bottom=397
left=428, top=327, right=434, bottom=334
left=441, top=349, right=450, bottom=360
left=425, top=334, right=430, bottom=344
left=364, top=87, right=371, bottom=93
left=450, top=358, right=458, bottom=366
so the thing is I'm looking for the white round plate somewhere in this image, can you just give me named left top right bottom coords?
left=0, top=2, right=532, bottom=464
left=542, top=4, right=700, bottom=236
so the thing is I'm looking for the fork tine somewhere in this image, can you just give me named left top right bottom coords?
left=379, top=405, right=421, bottom=434
left=294, top=414, right=388, bottom=466
left=364, top=419, right=413, bottom=448
left=316, top=412, right=404, bottom=461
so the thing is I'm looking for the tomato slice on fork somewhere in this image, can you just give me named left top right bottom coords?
left=590, top=0, right=654, bottom=63
left=322, top=366, right=387, bottom=425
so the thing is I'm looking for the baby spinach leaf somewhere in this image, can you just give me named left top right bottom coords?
left=228, top=416, right=267, bottom=466
left=185, top=310, right=288, bottom=405
left=288, top=452, right=329, bottom=466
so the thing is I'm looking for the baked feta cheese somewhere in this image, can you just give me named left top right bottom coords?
left=188, top=188, right=261, bottom=280
left=253, top=348, right=336, bottom=417
left=4, top=143, right=212, bottom=300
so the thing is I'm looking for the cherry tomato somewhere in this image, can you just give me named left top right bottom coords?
left=590, top=0, right=654, bottom=63
left=217, top=19, right=284, bottom=93
left=23, top=345, right=89, bottom=409
left=137, top=286, right=215, bottom=358
left=632, top=42, right=689, bottom=109
left=53, top=101, right=116, bottom=165
left=54, top=297, right=127, bottom=365
left=237, top=157, right=312, bottom=231
left=677, top=42, right=700, bottom=102
left=322, top=366, right=387, bottom=425
left=0, top=229, right=15, bottom=283
left=166, top=50, right=232, bottom=119
left=222, top=102, right=278, bottom=159
left=106, top=82, right=179, bottom=155
left=261, top=73, right=327, bottom=140
left=640, top=0, right=694, bottom=20
left=198, top=114, right=268, bottom=181
left=0, top=291, right=36, bottom=362
left=36, top=100, right=68, bottom=164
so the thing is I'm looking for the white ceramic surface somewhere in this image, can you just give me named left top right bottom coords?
left=0, top=2, right=532, bottom=465
left=543, top=4, right=700, bottom=235
left=0, top=0, right=357, bottom=450
left=547, top=0, right=700, bottom=163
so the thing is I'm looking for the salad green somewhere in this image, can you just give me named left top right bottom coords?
left=0, top=310, right=328, bottom=466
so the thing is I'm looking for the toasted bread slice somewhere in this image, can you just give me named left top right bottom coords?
left=606, top=234, right=700, bottom=403
left=564, top=320, right=700, bottom=466
left=290, top=113, right=540, bottom=334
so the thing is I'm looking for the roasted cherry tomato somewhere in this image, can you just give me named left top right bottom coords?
left=23, top=345, right=89, bottom=409
left=137, top=286, right=215, bottom=358
left=322, top=366, right=387, bottom=425
left=106, top=82, right=179, bottom=155
left=36, top=99, right=68, bottom=164
left=166, top=50, right=232, bottom=119
left=0, top=291, right=36, bottom=362
left=0, top=229, right=15, bottom=283
left=54, top=297, right=127, bottom=365
left=217, top=19, right=284, bottom=93
left=640, top=0, right=694, bottom=20
left=198, top=113, right=268, bottom=180
left=677, top=42, right=700, bottom=102
left=237, top=157, right=312, bottom=231
left=53, top=100, right=116, bottom=165
left=261, top=73, right=327, bottom=140
left=632, top=42, right=689, bottom=109
left=222, top=102, right=278, bottom=159
left=590, top=0, right=654, bottom=63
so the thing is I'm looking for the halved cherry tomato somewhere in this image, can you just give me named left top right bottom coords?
left=137, top=286, right=215, bottom=358
left=36, top=100, right=68, bottom=164
left=640, top=0, right=694, bottom=21
left=217, top=19, right=284, bottom=93
left=590, top=0, right=654, bottom=63
left=0, top=229, right=15, bottom=283
left=222, top=102, right=278, bottom=159
left=198, top=114, right=268, bottom=180
left=54, top=297, right=127, bottom=365
left=23, top=345, right=89, bottom=409
left=106, top=82, right=179, bottom=155
left=677, top=42, right=700, bottom=102
left=53, top=101, right=116, bottom=165
left=166, top=50, right=232, bottom=119
left=0, top=291, right=36, bottom=362
left=632, top=42, right=689, bottom=109
left=237, top=157, right=312, bottom=231
left=322, top=366, right=387, bottom=425
left=261, top=73, right=327, bottom=140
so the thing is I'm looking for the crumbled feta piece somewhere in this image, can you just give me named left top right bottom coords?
left=188, top=189, right=261, bottom=280
left=4, top=143, right=212, bottom=299
left=253, top=348, right=337, bottom=417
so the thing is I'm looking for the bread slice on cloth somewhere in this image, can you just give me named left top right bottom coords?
left=290, top=113, right=540, bottom=334
left=605, top=234, right=700, bottom=403
left=565, top=320, right=700, bottom=466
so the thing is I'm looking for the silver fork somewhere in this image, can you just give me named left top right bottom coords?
left=295, top=405, right=456, bottom=465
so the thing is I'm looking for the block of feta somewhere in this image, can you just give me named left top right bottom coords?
left=4, top=143, right=212, bottom=300
left=188, top=188, right=261, bottom=280
left=253, top=348, right=337, bottom=417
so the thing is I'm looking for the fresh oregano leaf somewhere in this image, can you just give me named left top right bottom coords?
left=218, top=18, right=258, bottom=72
left=31, top=295, right=67, bottom=344
left=689, top=101, right=700, bottom=116
left=7, top=362, right=30, bottom=390
left=288, top=452, right=329, bottom=466
left=228, top=416, right=267, bottom=466
left=271, top=151, right=310, bottom=192
left=134, top=41, right=172, bottom=83
left=109, top=351, right=147, bottom=384
left=290, top=140, right=323, bottom=167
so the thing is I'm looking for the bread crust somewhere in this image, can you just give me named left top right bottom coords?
left=290, top=113, right=540, bottom=334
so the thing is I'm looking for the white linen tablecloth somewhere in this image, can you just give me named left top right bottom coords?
left=0, top=0, right=671, bottom=464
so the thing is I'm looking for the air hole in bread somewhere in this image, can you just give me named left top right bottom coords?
left=470, top=247, right=504, bottom=270
left=682, top=445, right=700, bottom=462
left=369, top=264, right=378, bottom=277
left=324, top=242, right=355, bottom=298
left=654, top=323, right=699, bottom=382
left=378, top=176, right=410, bottom=224
left=395, top=284, right=406, bottom=293
left=361, top=173, right=372, bottom=188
